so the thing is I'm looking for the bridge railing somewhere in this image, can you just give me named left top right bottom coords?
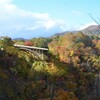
left=14, top=44, right=48, bottom=51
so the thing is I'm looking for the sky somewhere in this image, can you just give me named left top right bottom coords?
left=0, top=0, right=100, bottom=39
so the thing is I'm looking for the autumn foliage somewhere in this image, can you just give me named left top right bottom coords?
left=24, top=41, right=33, bottom=46
left=0, top=33, right=100, bottom=100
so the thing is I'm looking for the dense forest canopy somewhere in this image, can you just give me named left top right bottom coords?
left=0, top=32, right=100, bottom=100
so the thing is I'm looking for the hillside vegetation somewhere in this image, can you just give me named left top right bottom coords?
left=0, top=31, right=100, bottom=100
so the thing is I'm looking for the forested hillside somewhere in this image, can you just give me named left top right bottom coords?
left=0, top=32, right=100, bottom=100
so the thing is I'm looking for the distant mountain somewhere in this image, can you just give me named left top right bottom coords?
left=82, top=25, right=100, bottom=35
left=52, top=31, right=77, bottom=37
left=53, top=25, right=100, bottom=37
left=13, top=38, right=29, bottom=41
left=13, top=25, right=100, bottom=39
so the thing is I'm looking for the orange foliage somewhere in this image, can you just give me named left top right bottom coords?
left=54, top=89, right=78, bottom=100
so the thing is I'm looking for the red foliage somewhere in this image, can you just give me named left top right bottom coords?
left=24, top=41, right=33, bottom=46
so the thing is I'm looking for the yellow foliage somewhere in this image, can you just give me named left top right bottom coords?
left=96, top=40, right=100, bottom=49
left=70, top=50, right=74, bottom=57
left=46, top=63, right=59, bottom=75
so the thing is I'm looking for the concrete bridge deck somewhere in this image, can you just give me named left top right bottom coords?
left=14, top=44, right=48, bottom=51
